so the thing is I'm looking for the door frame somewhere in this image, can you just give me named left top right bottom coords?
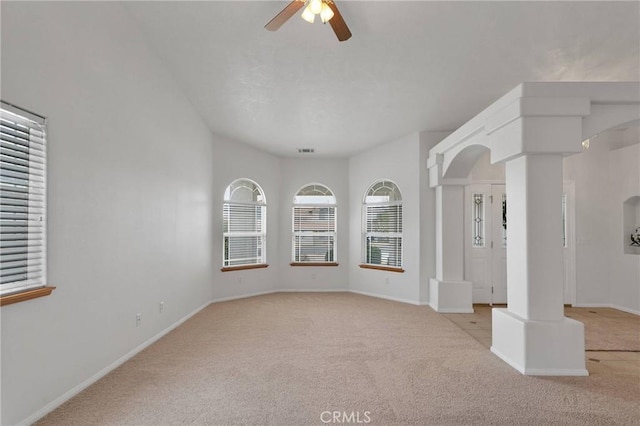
left=563, top=181, right=577, bottom=306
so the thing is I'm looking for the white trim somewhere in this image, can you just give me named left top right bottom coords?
left=211, top=289, right=424, bottom=305
left=37, top=289, right=632, bottom=425
left=349, top=289, right=421, bottom=306
left=224, top=178, right=266, bottom=204
left=211, top=290, right=279, bottom=304
left=490, top=345, right=525, bottom=374
left=428, top=304, right=474, bottom=313
left=292, top=182, right=336, bottom=204
left=222, top=201, right=267, bottom=267
left=611, top=304, right=640, bottom=316
left=21, top=300, right=212, bottom=426
left=573, top=303, right=610, bottom=308
left=573, top=303, right=640, bottom=316
left=277, top=289, right=347, bottom=293
left=523, top=368, right=589, bottom=376
left=214, top=289, right=424, bottom=306
left=493, top=344, right=589, bottom=377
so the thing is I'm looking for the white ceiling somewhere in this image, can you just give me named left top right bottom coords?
left=123, top=1, right=639, bottom=158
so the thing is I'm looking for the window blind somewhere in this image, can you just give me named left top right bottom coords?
left=364, top=203, right=402, bottom=267
left=223, top=202, right=265, bottom=267
left=1, top=102, right=47, bottom=296
left=292, top=206, right=336, bottom=262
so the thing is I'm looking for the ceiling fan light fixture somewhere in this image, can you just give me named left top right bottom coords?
left=320, top=3, right=334, bottom=24
left=265, top=0, right=351, bottom=42
left=309, top=0, right=323, bottom=15
left=301, top=5, right=315, bottom=23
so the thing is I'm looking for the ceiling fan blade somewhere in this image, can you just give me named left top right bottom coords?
left=265, top=0, right=306, bottom=31
left=327, top=1, right=352, bottom=42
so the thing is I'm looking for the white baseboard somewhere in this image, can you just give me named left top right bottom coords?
left=211, top=289, right=350, bottom=304
left=211, top=290, right=279, bottom=304
left=489, top=346, right=590, bottom=376
left=429, top=304, right=474, bottom=313
left=573, top=303, right=614, bottom=309
left=610, top=304, right=640, bottom=316
left=21, top=300, right=212, bottom=426
left=490, top=345, right=525, bottom=374
left=277, top=288, right=348, bottom=293
left=523, top=367, right=589, bottom=376
left=213, top=289, right=421, bottom=306
left=572, top=303, right=640, bottom=316
left=20, top=289, right=422, bottom=424
left=348, top=289, right=421, bottom=306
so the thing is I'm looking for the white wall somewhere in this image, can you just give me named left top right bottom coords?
left=563, top=133, right=613, bottom=304
left=468, top=151, right=505, bottom=181
left=211, top=136, right=282, bottom=301
left=0, top=2, right=216, bottom=424
left=348, top=133, right=424, bottom=304
left=607, top=139, right=640, bottom=313
left=2, top=2, right=635, bottom=424
left=278, top=159, right=350, bottom=291
left=563, top=128, right=640, bottom=313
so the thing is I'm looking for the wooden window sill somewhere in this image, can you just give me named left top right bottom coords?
left=359, top=264, right=404, bottom=273
left=221, top=264, right=269, bottom=272
left=0, top=286, right=56, bottom=307
left=290, top=262, right=339, bottom=267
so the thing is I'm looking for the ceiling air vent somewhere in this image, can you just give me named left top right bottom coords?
left=297, top=148, right=315, bottom=154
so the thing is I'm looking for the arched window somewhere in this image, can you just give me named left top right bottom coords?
left=222, top=179, right=266, bottom=269
left=292, top=183, right=337, bottom=264
left=362, top=180, right=403, bottom=270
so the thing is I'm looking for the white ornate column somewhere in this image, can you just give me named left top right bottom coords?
left=427, top=155, right=473, bottom=313
left=488, top=97, right=589, bottom=376
left=427, top=82, right=640, bottom=376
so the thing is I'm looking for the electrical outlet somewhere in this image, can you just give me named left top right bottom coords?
left=311, top=273, right=317, bottom=280
left=385, top=276, right=390, bottom=285
left=136, top=313, right=142, bottom=326
left=159, top=301, right=165, bottom=313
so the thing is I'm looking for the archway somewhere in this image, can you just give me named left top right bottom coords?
left=427, top=82, right=638, bottom=375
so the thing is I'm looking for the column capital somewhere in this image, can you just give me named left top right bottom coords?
left=427, top=154, right=474, bottom=188
left=485, top=97, right=591, bottom=136
left=427, top=153, right=443, bottom=187
left=489, top=114, right=585, bottom=164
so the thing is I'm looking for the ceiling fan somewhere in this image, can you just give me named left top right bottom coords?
left=265, top=0, right=352, bottom=42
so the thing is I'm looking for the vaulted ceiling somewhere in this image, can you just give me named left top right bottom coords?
left=123, top=1, right=639, bottom=158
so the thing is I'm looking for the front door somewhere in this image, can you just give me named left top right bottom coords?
left=465, top=183, right=575, bottom=306
left=464, top=184, right=507, bottom=304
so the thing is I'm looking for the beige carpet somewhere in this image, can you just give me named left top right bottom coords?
left=38, top=293, right=640, bottom=425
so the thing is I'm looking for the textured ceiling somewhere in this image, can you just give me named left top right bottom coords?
left=123, top=1, right=640, bottom=158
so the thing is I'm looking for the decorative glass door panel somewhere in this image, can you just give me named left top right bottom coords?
left=465, top=184, right=507, bottom=304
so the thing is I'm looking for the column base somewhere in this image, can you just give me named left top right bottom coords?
left=491, top=308, right=588, bottom=376
left=428, top=278, right=473, bottom=313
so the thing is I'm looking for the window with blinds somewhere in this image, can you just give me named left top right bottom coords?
left=223, top=179, right=266, bottom=268
left=363, top=180, right=402, bottom=268
left=292, top=184, right=336, bottom=263
left=1, top=102, right=47, bottom=296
